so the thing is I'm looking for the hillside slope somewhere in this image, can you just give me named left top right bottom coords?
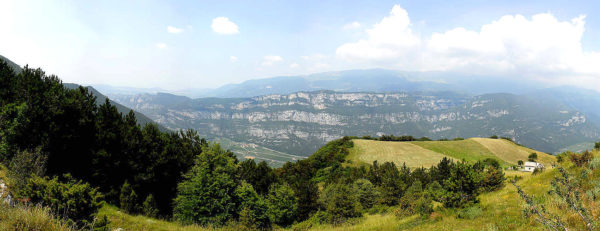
left=347, top=138, right=555, bottom=168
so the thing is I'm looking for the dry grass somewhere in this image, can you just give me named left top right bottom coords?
left=347, top=139, right=453, bottom=168
left=471, top=138, right=555, bottom=166
left=97, top=204, right=249, bottom=231
left=0, top=203, right=73, bottom=231
left=410, top=139, right=497, bottom=163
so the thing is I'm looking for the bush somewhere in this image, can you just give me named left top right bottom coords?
left=92, top=215, right=110, bottom=231
left=235, top=182, right=271, bottom=229
left=569, top=151, right=593, bottom=167
left=20, top=174, right=102, bottom=228
left=119, top=181, right=138, bottom=214
left=318, top=183, right=362, bottom=224
left=481, top=166, right=505, bottom=192
left=266, top=183, right=297, bottom=227
left=415, top=197, right=433, bottom=218
left=595, top=142, right=600, bottom=150
left=7, top=148, right=47, bottom=194
left=397, top=181, right=424, bottom=216
left=425, top=181, right=445, bottom=202
left=173, top=144, right=238, bottom=226
left=456, top=206, right=483, bottom=219
left=442, top=161, right=483, bottom=208
left=142, top=194, right=158, bottom=218
left=352, top=179, right=380, bottom=209
left=528, top=153, right=538, bottom=162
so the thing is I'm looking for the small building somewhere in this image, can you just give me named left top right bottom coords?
left=522, top=162, right=544, bottom=172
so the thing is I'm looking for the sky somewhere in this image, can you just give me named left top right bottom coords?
left=1, top=0, right=599, bottom=91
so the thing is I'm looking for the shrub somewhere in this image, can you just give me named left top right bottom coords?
left=528, top=153, right=538, bottom=162
left=173, top=144, right=238, bottom=226
left=7, top=148, right=47, bottom=194
left=119, top=181, right=138, bottom=214
left=489, top=135, right=498, bottom=139
left=415, top=197, right=433, bottom=219
left=235, top=182, right=271, bottom=229
left=517, top=160, right=524, bottom=166
left=481, top=166, right=505, bottom=192
left=397, top=181, right=424, bottom=216
left=142, top=194, right=158, bottom=218
left=318, top=183, right=362, bottom=224
left=266, top=183, right=297, bottom=227
left=21, top=174, right=102, bottom=228
left=569, top=151, right=593, bottom=167
left=595, top=142, right=600, bottom=150
left=92, top=215, right=110, bottom=231
left=425, top=181, right=445, bottom=202
left=352, top=179, right=380, bottom=209
left=442, top=161, right=483, bottom=208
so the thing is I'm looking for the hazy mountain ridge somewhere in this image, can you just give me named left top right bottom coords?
left=111, top=90, right=600, bottom=155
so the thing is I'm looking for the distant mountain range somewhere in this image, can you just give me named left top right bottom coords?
left=99, top=69, right=546, bottom=98
left=111, top=90, right=600, bottom=156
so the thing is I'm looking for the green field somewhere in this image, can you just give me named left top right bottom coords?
left=347, top=138, right=556, bottom=168
left=347, top=140, right=453, bottom=168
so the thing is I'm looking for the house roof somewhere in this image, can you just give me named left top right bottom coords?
left=524, top=162, right=540, bottom=167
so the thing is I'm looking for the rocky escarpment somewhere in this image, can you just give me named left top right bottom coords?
left=112, top=91, right=600, bottom=155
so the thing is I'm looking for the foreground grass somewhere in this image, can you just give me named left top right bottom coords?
left=0, top=203, right=73, bottom=231
left=97, top=204, right=218, bottom=231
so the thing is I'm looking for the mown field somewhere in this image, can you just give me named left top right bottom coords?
left=347, top=138, right=556, bottom=168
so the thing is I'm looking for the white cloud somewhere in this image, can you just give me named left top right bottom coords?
left=167, top=26, right=183, bottom=34
left=211, top=17, right=239, bottom=35
left=262, top=55, right=283, bottom=66
left=336, top=4, right=600, bottom=90
left=290, top=63, right=299, bottom=68
left=155, top=43, right=167, bottom=49
left=343, top=21, right=361, bottom=30
left=230, top=56, right=238, bottom=62
left=337, top=5, right=420, bottom=63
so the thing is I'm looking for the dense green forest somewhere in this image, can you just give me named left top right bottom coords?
left=0, top=60, right=506, bottom=229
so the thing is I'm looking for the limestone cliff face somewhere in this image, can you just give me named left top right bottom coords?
left=112, top=91, right=598, bottom=155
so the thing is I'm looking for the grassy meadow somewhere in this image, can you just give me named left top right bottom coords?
left=348, top=138, right=556, bottom=168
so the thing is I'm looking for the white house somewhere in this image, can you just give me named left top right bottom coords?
left=522, top=162, right=544, bottom=172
